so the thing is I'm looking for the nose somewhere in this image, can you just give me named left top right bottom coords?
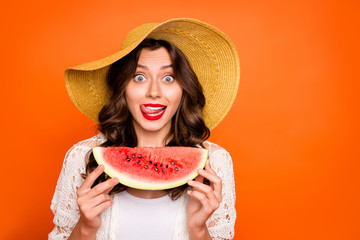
left=146, top=79, right=161, bottom=99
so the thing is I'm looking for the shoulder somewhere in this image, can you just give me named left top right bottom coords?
left=62, top=133, right=106, bottom=169
left=203, top=140, right=231, bottom=157
left=70, top=133, right=106, bottom=150
left=66, top=133, right=105, bottom=154
left=203, top=140, right=233, bottom=169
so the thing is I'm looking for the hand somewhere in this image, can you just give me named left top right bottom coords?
left=187, top=160, right=223, bottom=231
left=76, top=165, right=118, bottom=233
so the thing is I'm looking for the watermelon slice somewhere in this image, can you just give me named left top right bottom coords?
left=93, top=147, right=208, bottom=190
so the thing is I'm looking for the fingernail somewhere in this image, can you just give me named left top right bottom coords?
left=187, top=190, right=192, bottom=195
left=198, top=169, right=204, bottom=173
left=188, top=180, right=193, bottom=185
left=112, top=178, right=119, bottom=184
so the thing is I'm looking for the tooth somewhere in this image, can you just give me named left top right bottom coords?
left=146, top=106, right=164, bottom=110
left=147, top=109, right=164, bottom=116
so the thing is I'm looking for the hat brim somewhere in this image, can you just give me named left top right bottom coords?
left=65, top=18, right=240, bottom=130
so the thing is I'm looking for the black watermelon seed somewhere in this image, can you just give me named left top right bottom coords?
left=174, top=167, right=179, bottom=171
left=155, top=167, right=158, bottom=171
left=144, top=165, right=148, bottom=169
left=154, top=163, right=157, bottom=166
left=126, top=156, right=131, bottom=162
left=171, top=161, right=175, bottom=165
left=162, top=169, right=166, bottom=173
left=138, top=155, right=142, bottom=158
left=149, top=160, right=153, bottom=164
left=136, top=160, right=140, bottom=164
left=131, top=154, right=136, bottom=158
left=166, top=165, right=168, bottom=168
left=160, top=163, right=163, bottom=167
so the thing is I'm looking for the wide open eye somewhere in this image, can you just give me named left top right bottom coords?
left=134, top=74, right=146, bottom=82
left=163, top=75, right=175, bottom=83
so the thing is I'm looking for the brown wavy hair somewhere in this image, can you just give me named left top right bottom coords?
left=83, top=38, right=210, bottom=200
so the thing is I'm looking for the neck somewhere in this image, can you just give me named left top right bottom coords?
left=126, top=188, right=168, bottom=199
left=133, top=122, right=171, bottom=147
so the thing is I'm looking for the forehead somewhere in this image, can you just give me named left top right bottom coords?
left=137, top=47, right=172, bottom=66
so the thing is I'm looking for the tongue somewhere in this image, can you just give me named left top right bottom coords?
left=140, top=105, right=164, bottom=114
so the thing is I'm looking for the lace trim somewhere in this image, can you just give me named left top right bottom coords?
left=49, top=135, right=236, bottom=239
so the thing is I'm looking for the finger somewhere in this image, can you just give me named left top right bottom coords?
left=78, top=192, right=112, bottom=214
left=79, top=165, right=105, bottom=191
left=85, top=198, right=114, bottom=219
left=199, top=160, right=221, bottom=186
left=87, top=193, right=113, bottom=208
left=87, top=177, right=119, bottom=199
left=188, top=180, right=217, bottom=202
left=92, top=198, right=114, bottom=215
left=187, top=190, right=211, bottom=213
left=194, top=173, right=204, bottom=183
left=198, top=168, right=220, bottom=185
left=198, top=168, right=222, bottom=201
left=205, top=159, right=216, bottom=174
left=188, top=187, right=220, bottom=214
left=188, top=180, right=220, bottom=208
left=203, top=160, right=217, bottom=186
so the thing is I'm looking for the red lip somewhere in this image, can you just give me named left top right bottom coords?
left=143, top=103, right=166, bottom=107
left=140, top=104, right=167, bottom=121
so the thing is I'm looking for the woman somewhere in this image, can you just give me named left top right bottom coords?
left=49, top=18, right=239, bottom=240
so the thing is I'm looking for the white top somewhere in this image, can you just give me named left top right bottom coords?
left=48, top=134, right=236, bottom=240
left=117, top=191, right=180, bottom=240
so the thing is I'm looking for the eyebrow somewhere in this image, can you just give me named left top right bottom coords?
left=137, top=64, right=173, bottom=70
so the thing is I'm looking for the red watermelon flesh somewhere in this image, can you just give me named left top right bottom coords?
left=93, top=147, right=208, bottom=190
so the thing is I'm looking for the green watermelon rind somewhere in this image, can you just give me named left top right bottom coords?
left=92, top=147, right=209, bottom=190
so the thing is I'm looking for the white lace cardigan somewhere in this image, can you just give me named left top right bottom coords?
left=49, top=134, right=236, bottom=239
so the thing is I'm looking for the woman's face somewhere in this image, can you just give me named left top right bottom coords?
left=125, top=47, right=183, bottom=136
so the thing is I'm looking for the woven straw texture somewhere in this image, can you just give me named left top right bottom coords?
left=65, top=18, right=240, bottom=130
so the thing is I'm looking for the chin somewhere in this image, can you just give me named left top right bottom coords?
left=134, top=119, right=170, bottom=133
left=141, top=123, right=169, bottom=133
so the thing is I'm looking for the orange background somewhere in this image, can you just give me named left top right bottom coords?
left=1, top=0, right=359, bottom=239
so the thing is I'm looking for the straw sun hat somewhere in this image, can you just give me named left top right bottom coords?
left=65, top=18, right=240, bottom=130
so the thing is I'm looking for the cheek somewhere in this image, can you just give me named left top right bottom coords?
left=124, top=90, right=138, bottom=115
left=125, top=84, right=143, bottom=105
left=124, top=91, right=132, bottom=106
left=169, top=88, right=183, bottom=109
